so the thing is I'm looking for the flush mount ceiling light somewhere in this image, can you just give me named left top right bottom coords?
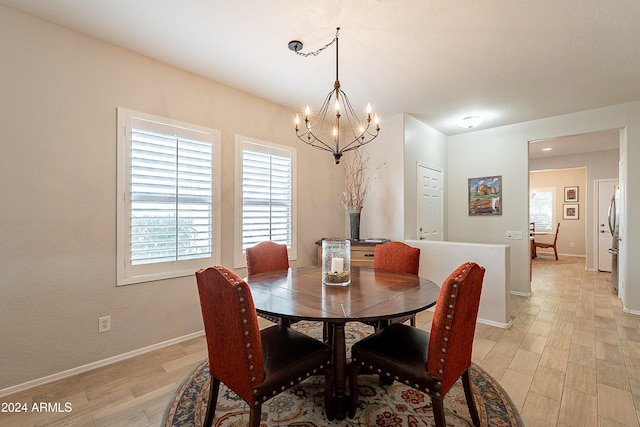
left=458, top=116, right=483, bottom=129
left=290, top=28, right=380, bottom=164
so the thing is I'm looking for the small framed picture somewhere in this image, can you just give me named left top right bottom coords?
left=563, top=204, right=579, bottom=220
left=564, top=186, right=578, bottom=202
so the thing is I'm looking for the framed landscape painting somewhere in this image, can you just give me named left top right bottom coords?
left=468, top=176, right=502, bottom=216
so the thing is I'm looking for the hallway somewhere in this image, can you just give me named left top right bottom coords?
left=468, top=256, right=639, bottom=426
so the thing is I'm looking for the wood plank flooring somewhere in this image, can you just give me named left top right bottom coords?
left=1, top=256, right=638, bottom=426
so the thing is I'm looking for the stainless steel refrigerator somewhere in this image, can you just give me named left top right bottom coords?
left=608, top=185, right=620, bottom=292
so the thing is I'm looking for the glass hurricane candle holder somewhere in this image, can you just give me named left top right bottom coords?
left=322, top=238, right=351, bottom=286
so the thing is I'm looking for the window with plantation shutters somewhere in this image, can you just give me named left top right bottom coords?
left=530, top=187, right=555, bottom=231
left=117, top=108, right=220, bottom=285
left=235, top=136, right=297, bottom=267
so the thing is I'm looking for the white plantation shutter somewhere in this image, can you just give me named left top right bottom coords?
left=530, top=188, right=554, bottom=231
left=117, top=109, right=220, bottom=285
left=236, top=137, right=296, bottom=266
left=242, top=145, right=292, bottom=248
left=130, top=126, right=212, bottom=264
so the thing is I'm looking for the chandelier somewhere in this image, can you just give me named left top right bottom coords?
left=290, top=28, right=380, bottom=164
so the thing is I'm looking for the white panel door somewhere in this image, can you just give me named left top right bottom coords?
left=597, top=179, right=618, bottom=272
left=417, top=163, right=443, bottom=241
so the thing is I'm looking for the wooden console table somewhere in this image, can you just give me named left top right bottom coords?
left=315, top=239, right=387, bottom=267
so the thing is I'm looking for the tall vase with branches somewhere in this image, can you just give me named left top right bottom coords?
left=340, top=149, right=373, bottom=241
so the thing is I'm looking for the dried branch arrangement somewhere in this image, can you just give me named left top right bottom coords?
left=340, top=149, right=373, bottom=211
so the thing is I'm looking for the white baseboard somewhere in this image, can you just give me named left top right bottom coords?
left=477, top=317, right=513, bottom=329
left=511, top=290, right=531, bottom=297
left=0, top=330, right=205, bottom=398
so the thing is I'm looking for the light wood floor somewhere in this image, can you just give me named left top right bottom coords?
left=2, top=256, right=638, bottom=426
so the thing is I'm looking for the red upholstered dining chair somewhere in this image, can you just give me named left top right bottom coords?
left=373, top=241, right=421, bottom=326
left=245, top=241, right=289, bottom=276
left=347, top=262, right=485, bottom=427
left=195, top=266, right=335, bottom=427
left=246, top=241, right=290, bottom=325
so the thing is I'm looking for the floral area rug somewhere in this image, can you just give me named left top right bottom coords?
left=163, top=322, right=523, bottom=426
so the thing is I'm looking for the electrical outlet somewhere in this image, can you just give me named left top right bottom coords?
left=98, top=316, right=111, bottom=333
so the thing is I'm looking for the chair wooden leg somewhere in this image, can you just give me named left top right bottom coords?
left=347, top=363, right=361, bottom=418
left=204, top=375, right=220, bottom=427
left=554, top=247, right=558, bottom=260
left=462, top=369, right=480, bottom=426
left=248, top=405, right=262, bottom=427
left=324, top=365, right=336, bottom=420
left=431, top=395, right=446, bottom=427
left=410, top=314, right=416, bottom=327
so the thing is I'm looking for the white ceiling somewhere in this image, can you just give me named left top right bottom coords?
left=529, top=129, right=620, bottom=160
left=2, top=0, right=638, bottom=144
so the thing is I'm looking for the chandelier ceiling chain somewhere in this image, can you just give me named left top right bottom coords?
left=290, top=27, right=380, bottom=164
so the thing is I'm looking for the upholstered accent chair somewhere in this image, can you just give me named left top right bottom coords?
left=245, top=241, right=290, bottom=276
left=245, top=241, right=290, bottom=325
left=195, top=266, right=334, bottom=426
left=373, top=241, right=421, bottom=326
left=347, top=262, right=485, bottom=427
left=533, top=222, right=560, bottom=261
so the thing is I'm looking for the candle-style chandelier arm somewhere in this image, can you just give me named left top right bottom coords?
left=332, top=88, right=379, bottom=155
left=295, top=88, right=339, bottom=154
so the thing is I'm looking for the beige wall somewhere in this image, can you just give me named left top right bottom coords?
left=0, top=6, right=344, bottom=392
left=530, top=168, right=587, bottom=257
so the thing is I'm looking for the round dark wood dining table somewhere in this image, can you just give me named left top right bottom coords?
left=245, top=266, right=440, bottom=420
